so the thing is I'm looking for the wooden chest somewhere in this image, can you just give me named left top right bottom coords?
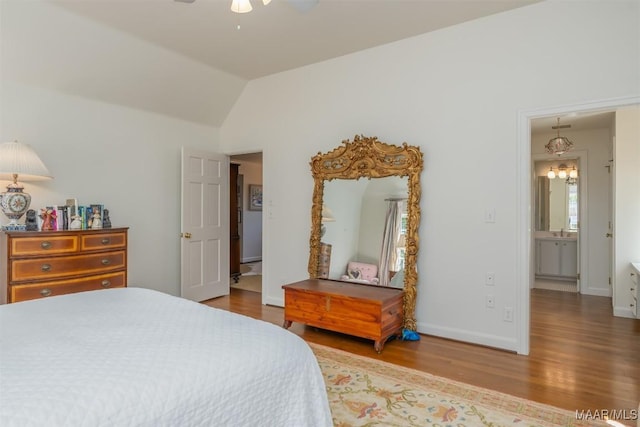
left=282, top=279, right=403, bottom=352
left=0, top=228, right=128, bottom=304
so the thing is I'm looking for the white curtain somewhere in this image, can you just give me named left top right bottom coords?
left=379, top=200, right=403, bottom=287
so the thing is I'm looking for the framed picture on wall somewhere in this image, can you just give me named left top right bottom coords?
left=248, top=184, right=263, bottom=211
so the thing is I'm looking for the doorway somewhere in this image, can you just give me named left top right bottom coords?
left=531, top=154, right=584, bottom=294
left=531, top=114, right=612, bottom=298
left=517, top=96, right=640, bottom=355
left=230, top=152, right=263, bottom=294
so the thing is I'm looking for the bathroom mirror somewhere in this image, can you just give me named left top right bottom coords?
left=308, top=135, right=423, bottom=330
left=534, top=160, right=579, bottom=232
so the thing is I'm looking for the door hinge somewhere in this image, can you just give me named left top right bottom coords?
left=577, top=273, right=581, bottom=280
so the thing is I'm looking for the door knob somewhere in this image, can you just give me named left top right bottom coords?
left=181, top=232, right=192, bottom=239
left=606, top=233, right=613, bottom=238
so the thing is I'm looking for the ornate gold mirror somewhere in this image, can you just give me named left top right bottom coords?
left=308, top=135, right=423, bottom=331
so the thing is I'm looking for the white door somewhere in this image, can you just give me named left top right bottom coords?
left=181, top=147, right=230, bottom=302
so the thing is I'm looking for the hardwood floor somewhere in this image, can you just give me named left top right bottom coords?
left=203, top=288, right=640, bottom=413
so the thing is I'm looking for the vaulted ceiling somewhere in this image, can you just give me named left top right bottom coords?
left=54, top=0, right=540, bottom=80
left=6, top=0, right=542, bottom=126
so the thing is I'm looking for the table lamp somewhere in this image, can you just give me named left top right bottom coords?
left=0, top=141, right=52, bottom=229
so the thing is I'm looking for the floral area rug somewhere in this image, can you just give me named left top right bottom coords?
left=310, top=343, right=608, bottom=427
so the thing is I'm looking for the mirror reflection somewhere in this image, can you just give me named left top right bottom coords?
left=321, top=177, right=408, bottom=288
left=534, top=160, right=579, bottom=232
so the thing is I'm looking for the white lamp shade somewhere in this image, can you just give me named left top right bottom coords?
left=0, top=141, right=52, bottom=182
left=569, top=167, right=578, bottom=178
left=558, top=169, right=567, bottom=179
left=231, top=0, right=252, bottom=13
left=547, top=168, right=556, bottom=179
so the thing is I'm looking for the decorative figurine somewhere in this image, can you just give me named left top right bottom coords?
left=102, top=209, right=111, bottom=228
left=25, top=209, right=38, bottom=231
left=91, top=211, right=102, bottom=229
left=69, top=214, right=82, bottom=230
left=39, top=208, right=56, bottom=231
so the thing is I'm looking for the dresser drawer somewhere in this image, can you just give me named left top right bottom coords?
left=11, top=271, right=126, bottom=302
left=11, top=250, right=126, bottom=282
left=81, top=232, right=127, bottom=251
left=9, top=235, right=79, bottom=257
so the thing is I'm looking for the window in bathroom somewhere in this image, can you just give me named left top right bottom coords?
left=568, top=182, right=578, bottom=230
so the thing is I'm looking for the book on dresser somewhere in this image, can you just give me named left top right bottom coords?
left=0, top=227, right=128, bottom=304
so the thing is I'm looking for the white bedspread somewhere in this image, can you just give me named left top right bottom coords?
left=0, top=288, right=332, bottom=427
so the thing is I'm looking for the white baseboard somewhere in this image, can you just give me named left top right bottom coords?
left=263, top=295, right=284, bottom=307
left=581, top=287, right=611, bottom=297
left=613, top=306, right=636, bottom=319
left=241, top=256, right=262, bottom=263
left=417, top=322, right=519, bottom=353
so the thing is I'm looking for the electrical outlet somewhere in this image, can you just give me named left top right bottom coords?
left=486, top=295, right=495, bottom=308
left=485, top=272, right=495, bottom=286
left=503, top=307, right=513, bottom=322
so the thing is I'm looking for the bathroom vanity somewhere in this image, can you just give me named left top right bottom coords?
left=535, top=237, right=577, bottom=280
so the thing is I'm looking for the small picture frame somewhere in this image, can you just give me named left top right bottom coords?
left=248, top=184, right=263, bottom=211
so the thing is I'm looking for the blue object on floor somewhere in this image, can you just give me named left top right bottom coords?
left=401, top=329, right=420, bottom=341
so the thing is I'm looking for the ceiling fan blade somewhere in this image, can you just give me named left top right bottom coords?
left=287, top=0, right=319, bottom=13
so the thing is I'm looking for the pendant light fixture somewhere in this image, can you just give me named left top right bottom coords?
left=545, top=117, right=574, bottom=155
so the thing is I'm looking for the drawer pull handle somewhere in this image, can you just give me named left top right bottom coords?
left=41, top=264, right=52, bottom=272
left=101, top=238, right=110, bottom=245
left=40, top=288, right=52, bottom=297
left=101, top=280, right=111, bottom=288
left=101, top=259, right=111, bottom=265
left=41, top=241, right=52, bottom=250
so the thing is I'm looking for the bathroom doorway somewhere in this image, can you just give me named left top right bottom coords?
left=517, top=97, right=639, bottom=356
left=531, top=112, right=613, bottom=297
left=531, top=156, right=582, bottom=293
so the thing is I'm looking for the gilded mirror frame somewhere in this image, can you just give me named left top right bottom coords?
left=308, top=135, right=423, bottom=331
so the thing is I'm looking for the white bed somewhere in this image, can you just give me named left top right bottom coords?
left=0, top=287, right=332, bottom=427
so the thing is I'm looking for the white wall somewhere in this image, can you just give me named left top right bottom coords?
left=0, top=2, right=220, bottom=296
left=614, top=106, right=640, bottom=317
left=220, top=0, right=640, bottom=351
left=532, top=128, right=612, bottom=296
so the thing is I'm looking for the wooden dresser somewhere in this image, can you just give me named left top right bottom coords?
left=0, top=227, right=128, bottom=304
left=282, top=279, right=403, bottom=353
